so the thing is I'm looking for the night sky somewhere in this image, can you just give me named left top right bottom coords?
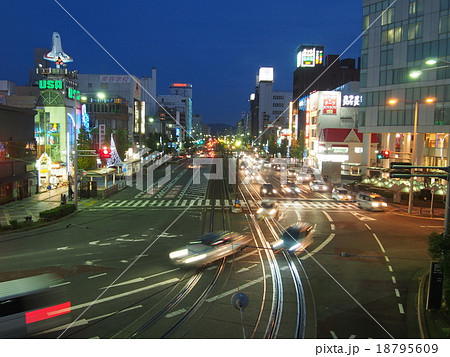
left=1, top=0, right=362, bottom=125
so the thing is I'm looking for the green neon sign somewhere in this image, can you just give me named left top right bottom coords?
left=39, top=80, right=63, bottom=90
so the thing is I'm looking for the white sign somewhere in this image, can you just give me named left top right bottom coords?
left=258, top=67, right=274, bottom=82
left=100, top=75, right=131, bottom=83
left=342, top=94, right=362, bottom=107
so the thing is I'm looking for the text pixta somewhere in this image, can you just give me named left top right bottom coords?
left=316, top=344, right=359, bottom=356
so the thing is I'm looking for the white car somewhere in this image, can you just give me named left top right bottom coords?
left=256, top=200, right=279, bottom=220
left=169, top=232, right=251, bottom=266
left=310, top=180, right=329, bottom=192
left=272, top=222, right=315, bottom=254
left=332, top=187, right=353, bottom=201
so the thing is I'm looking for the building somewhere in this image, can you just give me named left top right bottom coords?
left=292, top=44, right=360, bottom=135
left=0, top=80, right=15, bottom=105
left=359, top=0, right=450, bottom=173
left=0, top=105, right=37, bottom=204
left=249, top=67, right=292, bottom=142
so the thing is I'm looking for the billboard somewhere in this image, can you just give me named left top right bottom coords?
left=342, top=94, right=362, bottom=107
left=296, top=46, right=324, bottom=68
left=322, top=92, right=339, bottom=115
left=258, top=67, right=274, bottom=82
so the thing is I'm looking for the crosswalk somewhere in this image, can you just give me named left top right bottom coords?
left=89, top=199, right=359, bottom=210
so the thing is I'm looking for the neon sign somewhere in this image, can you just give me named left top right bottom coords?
left=39, top=80, right=63, bottom=90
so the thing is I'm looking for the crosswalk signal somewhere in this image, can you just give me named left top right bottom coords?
left=100, top=146, right=111, bottom=159
left=377, top=152, right=383, bottom=160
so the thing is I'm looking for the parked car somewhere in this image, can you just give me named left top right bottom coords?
left=356, top=192, right=388, bottom=211
left=281, top=183, right=301, bottom=196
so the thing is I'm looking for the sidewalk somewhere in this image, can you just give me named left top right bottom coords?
left=0, top=186, right=98, bottom=226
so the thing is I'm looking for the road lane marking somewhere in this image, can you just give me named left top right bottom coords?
left=391, top=276, right=397, bottom=284
left=132, top=200, right=142, bottom=207
left=57, top=246, right=72, bottom=251
left=206, top=276, right=267, bottom=303
left=101, top=268, right=180, bottom=289
left=88, top=273, right=107, bottom=279
left=365, top=224, right=372, bottom=230
left=395, top=288, right=400, bottom=297
left=322, top=211, right=333, bottom=222
left=388, top=265, right=393, bottom=272
left=385, top=256, right=390, bottom=262
left=71, top=278, right=180, bottom=311
left=301, top=233, right=335, bottom=261
left=49, top=281, right=71, bottom=288
left=330, top=224, right=335, bottom=231
left=165, top=308, right=187, bottom=318
left=398, top=303, right=404, bottom=314
left=372, top=233, right=386, bottom=253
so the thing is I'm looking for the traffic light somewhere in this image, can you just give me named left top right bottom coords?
left=99, top=146, right=111, bottom=159
left=377, top=152, right=383, bottom=160
left=382, top=150, right=390, bottom=159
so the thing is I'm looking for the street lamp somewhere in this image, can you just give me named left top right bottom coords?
left=388, top=97, right=436, bottom=214
left=409, top=58, right=450, bottom=79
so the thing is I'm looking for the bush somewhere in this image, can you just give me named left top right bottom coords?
left=9, top=220, right=18, bottom=229
left=39, top=204, right=76, bottom=222
left=428, top=231, right=450, bottom=310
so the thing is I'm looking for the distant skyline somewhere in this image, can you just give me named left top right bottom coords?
left=1, top=0, right=362, bottom=125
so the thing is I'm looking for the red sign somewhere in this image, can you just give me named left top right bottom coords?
left=323, top=93, right=338, bottom=115
left=173, top=83, right=187, bottom=87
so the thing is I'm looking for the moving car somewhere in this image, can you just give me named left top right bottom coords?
left=310, top=180, right=329, bottom=192
left=272, top=222, right=315, bottom=254
left=260, top=183, right=277, bottom=196
left=169, top=231, right=250, bottom=266
left=255, top=200, right=279, bottom=220
left=356, top=192, right=388, bottom=211
left=281, top=183, right=301, bottom=196
left=332, top=187, right=353, bottom=201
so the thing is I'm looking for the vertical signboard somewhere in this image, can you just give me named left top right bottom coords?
left=99, top=124, right=105, bottom=148
left=427, top=261, right=443, bottom=310
left=322, top=92, right=338, bottom=114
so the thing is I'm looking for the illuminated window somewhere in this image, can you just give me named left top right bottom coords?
left=409, top=0, right=424, bottom=17
left=381, top=8, right=394, bottom=25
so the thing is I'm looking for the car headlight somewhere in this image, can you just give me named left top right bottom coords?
left=272, top=240, right=284, bottom=248
left=272, top=189, right=277, bottom=193
left=256, top=208, right=263, bottom=213
left=382, top=202, right=387, bottom=207
left=269, top=209, right=276, bottom=215
left=262, top=189, right=267, bottom=193
left=289, top=242, right=302, bottom=251
left=338, top=194, right=344, bottom=199
left=185, top=254, right=207, bottom=264
left=347, top=195, right=352, bottom=199
left=372, top=202, right=380, bottom=207
left=295, top=188, right=300, bottom=192
left=285, top=187, right=291, bottom=193
left=169, top=249, right=189, bottom=259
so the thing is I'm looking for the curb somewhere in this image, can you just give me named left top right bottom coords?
left=417, top=270, right=429, bottom=339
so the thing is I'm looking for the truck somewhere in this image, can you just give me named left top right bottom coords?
left=321, top=162, right=342, bottom=185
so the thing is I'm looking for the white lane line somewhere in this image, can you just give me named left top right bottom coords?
left=87, top=305, right=143, bottom=322
left=301, top=233, right=336, bottom=261
left=388, top=265, right=393, bottom=272
left=71, top=278, right=179, bottom=311
left=88, top=273, right=107, bottom=279
left=165, top=308, right=187, bottom=318
left=101, top=268, right=180, bottom=289
left=391, top=276, right=397, bottom=284
left=206, top=276, right=267, bottom=303
left=89, top=241, right=100, bottom=245
left=49, top=281, right=71, bottom=288
left=132, top=200, right=143, bottom=207
left=57, top=246, right=72, bottom=251
left=372, top=233, right=386, bottom=253
left=236, top=264, right=258, bottom=274
left=330, top=224, right=335, bottom=231
left=385, top=256, right=390, bottom=262
left=398, top=303, right=405, bottom=314
left=322, top=211, right=333, bottom=222
left=395, top=288, right=400, bottom=297
left=365, top=224, right=372, bottom=230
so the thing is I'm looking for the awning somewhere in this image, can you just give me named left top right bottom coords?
left=332, top=144, right=348, bottom=147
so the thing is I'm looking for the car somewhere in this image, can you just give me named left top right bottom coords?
left=356, top=192, right=388, bottom=211
left=169, top=231, right=251, bottom=266
left=332, top=187, right=353, bottom=201
left=281, top=183, right=301, bottom=196
left=255, top=200, right=279, bottom=220
left=188, top=163, right=201, bottom=170
left=260, top=183, right=277, bottom=196
left=272, top=222, right=315, bottom=254
left=310, top=180, right=329, bottom=192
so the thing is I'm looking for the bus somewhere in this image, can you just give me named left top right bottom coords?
left=0, top=273, right=71, bottom=338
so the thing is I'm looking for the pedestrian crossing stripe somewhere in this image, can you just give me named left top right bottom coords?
left=89, top=199, right=359, bottom=210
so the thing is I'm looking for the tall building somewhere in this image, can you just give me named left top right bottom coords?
left=359, top=0, right=450, bottom=171
left=292, top=44, right=360, bottom=136
left=249, top=67, right=292, bottom=141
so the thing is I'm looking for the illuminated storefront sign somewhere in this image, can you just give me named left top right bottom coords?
left=258, top=67, right=274, bottom=82
left=342, top=94, right=362, bottom=107
left=322, top=92, right=338, bottom=114
left=296, top=47, right=324, bottom=68
left=39, top=80, right=63, bottom=90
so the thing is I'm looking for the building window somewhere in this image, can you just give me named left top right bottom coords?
left=441, top=0, right=450, bottom=11
left=362, top=35, right=369, bottom=49
left=381, top=7, right=394, bottom=25
left=409, top=0, right=424, bottom=17
left=361, top=53, right=369, bottom=69
left=380, top=49, right=393, bottom=66
left=363, top=15, right=370, bottom=30
left=408, top=22, right=423, bottom=40
left=439, top=15, right=450, bottom=34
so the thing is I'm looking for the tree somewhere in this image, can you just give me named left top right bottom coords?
left=279, top=138, right=288, bottom=157
left=267, top=134, right=278, bottom=157
left=428, top=231, right=450, bottom=310
left=77, top=126, right=96, bottom=170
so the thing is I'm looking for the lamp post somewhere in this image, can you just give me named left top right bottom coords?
left=388, top=97, right=436, bottom=214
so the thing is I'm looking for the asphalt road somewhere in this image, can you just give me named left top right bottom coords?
left=0, top=159, right=442, bottom=339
